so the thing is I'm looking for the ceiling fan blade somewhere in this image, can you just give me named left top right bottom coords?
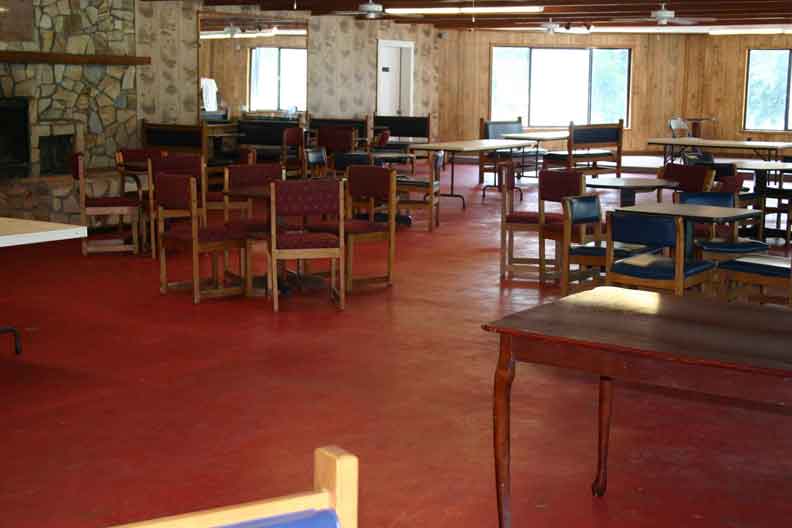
left=669, top=17, right=716, bottom=25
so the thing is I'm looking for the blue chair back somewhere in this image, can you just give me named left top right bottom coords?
left=678, top=192, right=735, bottom=208
left=222, top=509, right=339, bottom=528
left=566, top=195, right=601, bottom=225
left=611, top=211, right=678, bottom=248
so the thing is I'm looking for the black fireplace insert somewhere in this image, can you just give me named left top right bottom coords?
left=0, top=97, right=30, bottom=178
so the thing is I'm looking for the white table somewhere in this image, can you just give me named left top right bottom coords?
left=1, top=217, right=87, bottom=355
left=648, top=137, right=792, bottom=164
left=409, top=139, right=536, bottom=209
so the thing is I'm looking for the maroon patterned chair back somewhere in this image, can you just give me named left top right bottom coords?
left=228, top=163, right=282, bottom=189
left=717, top=173, right=745, bottom=194
left=375, top=130, right=391, bottom=148
left=71, top=152, right=84, bottom=181
left=121, top=148, right=166, bottom=163
left=317, top=126, right=354, bottom=155
left=539, top=169, right=584, bottom=203
left=662, top=163, right=712, bottom=192
left=238, top=147, right=255, bottom=164
left=274, top=179, right=340, bottom=217
left=347, top=165, right=391, bottom=202
left=155, top=173, right=193, bottom=210
left=283, top=127, right=304, bottom=147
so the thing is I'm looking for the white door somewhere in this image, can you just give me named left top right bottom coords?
left=377, top=40, right=414, bottom=116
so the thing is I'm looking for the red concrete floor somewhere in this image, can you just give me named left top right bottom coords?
left=1, top=166, right=791, bottom=528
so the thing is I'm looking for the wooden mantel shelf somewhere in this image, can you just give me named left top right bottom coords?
left=0, top=51, right=151, bottom=66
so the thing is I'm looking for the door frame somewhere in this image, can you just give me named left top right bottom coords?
left=376, top=39, right=415, bottom=116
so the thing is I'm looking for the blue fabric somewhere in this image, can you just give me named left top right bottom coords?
left=611, top=211, right=678, bottom=248
left=485, top=120, right=523, bottom=139
left=719, top=255, right=791, bottom=278
left=570, top=242, right=660, bottom=259
left=567, top=195, right=601, bottom=225
left=572, top=126, right=620, bottom=144
left=678, top=192, right=735, bottom=207
left=222, top=510, right=339, bottom=528
left=612, top=254, right=715, bottom=280
left=696, top=238, right=768, bottom=254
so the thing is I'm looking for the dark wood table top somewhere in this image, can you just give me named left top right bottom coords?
left=586, top=177, right=678, bottom=190
left=617, top=202, right=761, bottom=223
left=484, top=287, right=792, bottom=376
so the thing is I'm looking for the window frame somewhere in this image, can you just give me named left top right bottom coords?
left=248, top=46, right=308, bottom=112
left=489, top=45, right=632, bottom=128
left=743, top=48, right=792, bottom=132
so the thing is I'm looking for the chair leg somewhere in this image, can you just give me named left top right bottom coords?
left=428, top=202, right=435, bottom=233
left=131, top=213, right=140, bottom=255
left=159, top=244, right=167, bottom=294
left=345, top=238, right=354, bottom=293
left=539, top=234, right=547, bottom=283
left=339, top=254, right=346, bottom=310
left=211, top=253, right=220, bottom=288
left=387, top=234, right=395, bottom=286
left=331, top=256, right=337, bottom=300
left=150, top=214, right=157, bottom=260
left=271, top=256, right=280, bottom=312
left=192, top=247, right=201, bottom=305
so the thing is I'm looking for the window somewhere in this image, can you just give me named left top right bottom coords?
left=490, top=46, right=631, bottom=127
left=744, top=49, right=792, bottom=131
left=249, top=47, right=307, bottom=112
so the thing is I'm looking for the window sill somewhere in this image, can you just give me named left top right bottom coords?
left=741, top=129, right=792, bottom=135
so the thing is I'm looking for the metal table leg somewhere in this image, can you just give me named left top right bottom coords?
left=439, top=151, right=467, bottom=209
left=1, top=327, right=21, bottom=355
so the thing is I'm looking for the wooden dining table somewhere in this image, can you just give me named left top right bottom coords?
left=409, top=139, right=537, bottom=209
left=586, top=177, right=678, bottom=206
left=484, top=286, right=792, bottom=528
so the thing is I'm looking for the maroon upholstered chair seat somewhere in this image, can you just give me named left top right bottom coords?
left=86, top=196, right=140, bottom=208
left=505, top=211, right=563, bottom=225
left=276, top=231, right=339, bottom=250
left=307, top=219, right=388, bottom=235
left=163, top=224, right=246, bottom=243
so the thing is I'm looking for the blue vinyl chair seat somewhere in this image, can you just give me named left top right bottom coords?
left=571, top=242, right=661, bottom=259
left=696, top=238, right=768, bottom=254
left=611, top=253, right=715, bottom=280
left=719, top=255, right=791, bottom=278
left=222, top=509, right=339, bottom=528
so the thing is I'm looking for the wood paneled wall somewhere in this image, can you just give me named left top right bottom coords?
left=437, top=31, right=792, bottom=152
left=198, top=35, right=306, bottom=115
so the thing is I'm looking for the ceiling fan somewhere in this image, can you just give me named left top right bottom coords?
left=540, top=19, right=562, bottom=34
left=613, top=3, right=716, bottom=26
left=332, top=1, right=422, bottom=20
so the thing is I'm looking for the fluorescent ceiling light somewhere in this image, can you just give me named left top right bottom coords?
left=386, top=6, right=544, bottom=16
left=200, top=29, right=307, bottom=40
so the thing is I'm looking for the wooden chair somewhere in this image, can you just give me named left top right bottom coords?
left=479, top=117, right=527, bottom=200
left=267, top=179, right=346, bottom=312
left=537, top=169, right=587, bottom=283
left=317, top=126, right=356, bottom=171
left=606, top=210, right=715, bottom=296
left=206, top=147, right=256, bottom=213
left=115, top=148, right=166, bottom=201
left=560, top=194, right=659, bottom=297
left=73, top=153, right=140, bottom=256
left=396, top=151, right=443, bottom=232
left=108, top=446, right=358, bottom=528
left=658, top=163, right=715, bottom=202
left=676, top=191, right=768, bottom=263
left=157, top=172, right=247, bottom=304
left=304, top=147, right=329, bottom=179
left=719, top=255, right=792, bottom=306
left=342, top=165, right=397, bottom=291
left=500, top=166, right=568, bottom=280
left=282, top=126, right=305, bottom=178
left=146, top=154, right=207, bottom=259
left=543, top=120, right=624, bottom=178
left=223, top=163, right=284, bottom=295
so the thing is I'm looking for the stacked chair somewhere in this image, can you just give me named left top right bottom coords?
left=396, top=151, right=443, bottom=232
left=282, top=126, right=306, bottom=178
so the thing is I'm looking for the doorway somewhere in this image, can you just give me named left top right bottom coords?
left=376, top=40, right=414, bottom=116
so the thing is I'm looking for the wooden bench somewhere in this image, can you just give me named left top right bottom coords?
left=109, top=446, right=358, bottom=528
left=309, top=116, right=369, bottom=147
left=543, top=120, right=624, bottom=178
left=374, top=114, right=430, bottom=146
left=238, top=117, right=301, bottom=162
